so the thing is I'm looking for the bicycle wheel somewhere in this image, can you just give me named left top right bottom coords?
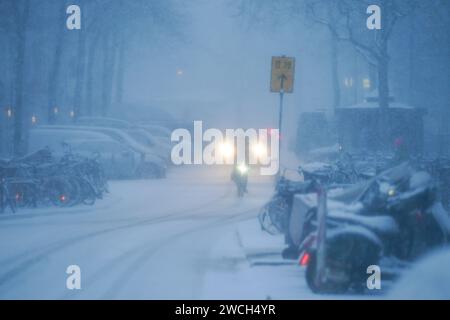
left=41, top=177, right=74, bottom=207
left=77, top=177, right=96, bottom=206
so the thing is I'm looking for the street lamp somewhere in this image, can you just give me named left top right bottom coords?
left=6, top=107, right=12, bottom=118
left=31, top=115, right=37, bottom=124
left=344, top=77, right=354, bottom=88
left=363, top=78, right=371, bottom=89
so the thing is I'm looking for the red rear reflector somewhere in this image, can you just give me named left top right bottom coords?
left=300, top=253, right=310, bottom=266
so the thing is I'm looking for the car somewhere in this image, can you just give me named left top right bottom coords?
left=34, top=126, right=166, bottom=179
left=75, top=116, right=133, bottom=130
left=29, top=128, right=141, bottom=179
left=74, top=117, right=171, bottom=162
left=137, top=124, right=172, bottom=138
left=126, top=128, right=171, bottom=162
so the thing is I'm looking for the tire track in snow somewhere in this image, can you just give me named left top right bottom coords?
left=63, top=202, right=260, bottom=299
left=0, top=193, right=122, bottom=225
left=0, top=187, right=235, bottom=291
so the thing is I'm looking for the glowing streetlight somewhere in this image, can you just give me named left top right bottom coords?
left=31, top=115, right=37, bottom=124
left=6, top=108, right=12, bottom=118
left=363, top=78, right=371, bottom=89
left=344, top=77, right=354, bottom=88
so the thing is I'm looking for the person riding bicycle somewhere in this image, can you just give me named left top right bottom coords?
left=231, top=163, right=248, bottom=197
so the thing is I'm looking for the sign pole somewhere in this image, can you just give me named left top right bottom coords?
left=270, top=56, right=295, bottom=178
left=278, top=90, right=284, bottom=139
left=315, top=185, right=328, bottom=289
left=277, top=75, right=286, bottom=177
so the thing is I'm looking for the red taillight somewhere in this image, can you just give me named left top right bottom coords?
left=299, top=252, right=311, bottom=266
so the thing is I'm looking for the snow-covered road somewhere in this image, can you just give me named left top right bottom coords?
left=0, top=166, right=279, bottom=299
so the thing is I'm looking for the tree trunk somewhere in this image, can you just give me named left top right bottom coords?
left=73, top=24, right=86, bottom=119
left=377, top=53, right=390, bottom=109
left=47, top=1, right=67, bottom=124
left=377, top=0, right=390, bottom=110
left=408, top=16, right=416, bottom=105
left=327, top=3, right=340, bottom=112
left=330, top=35, right=340, bottom=111
left=13, top=0, right=30, bottom=156
left=101, top=33, right=117, bottom=116
left=114, top=34, right=126, bottom=104
left=85, top=32, right=101, bottom=116
left=0, top=80, right=4, bottom=156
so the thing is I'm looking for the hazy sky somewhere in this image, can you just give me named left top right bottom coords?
left=124, top=0, right=334, bottom=148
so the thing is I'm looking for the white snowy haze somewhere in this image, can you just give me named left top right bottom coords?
left=124, top=0, right=333, bottom=150
left=1, top=0, right=450, bottom=301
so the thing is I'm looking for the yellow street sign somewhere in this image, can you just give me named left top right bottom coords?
left=270, top=56, right=295, bottom=93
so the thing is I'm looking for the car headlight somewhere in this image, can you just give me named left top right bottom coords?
left=252, top=143, right=267, bottom=159
left=218, top=142, right=234, bottom=160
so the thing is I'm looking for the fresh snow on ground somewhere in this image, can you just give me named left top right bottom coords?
left=201, top=219, right=375, bottom=300
left=0, top=166, right=448, bottom=299
left=0, top=167, right=273, bottom=299
left=388, top=248, right=450, bottom=299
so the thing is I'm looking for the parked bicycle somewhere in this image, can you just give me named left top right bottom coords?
left=0, top=148, right=108, bottom=213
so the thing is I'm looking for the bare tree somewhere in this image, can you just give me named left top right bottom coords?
left=73, top=0, right=87, bottom=120
left=234, top=0, right=343, bottom=110
left=47, top=0, right=68, bottom=124
left=80, top=0, right=185, bottom=116
left=6, top=0, right=31, bottom=156
left=305, top=0, right=424, bottom=109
